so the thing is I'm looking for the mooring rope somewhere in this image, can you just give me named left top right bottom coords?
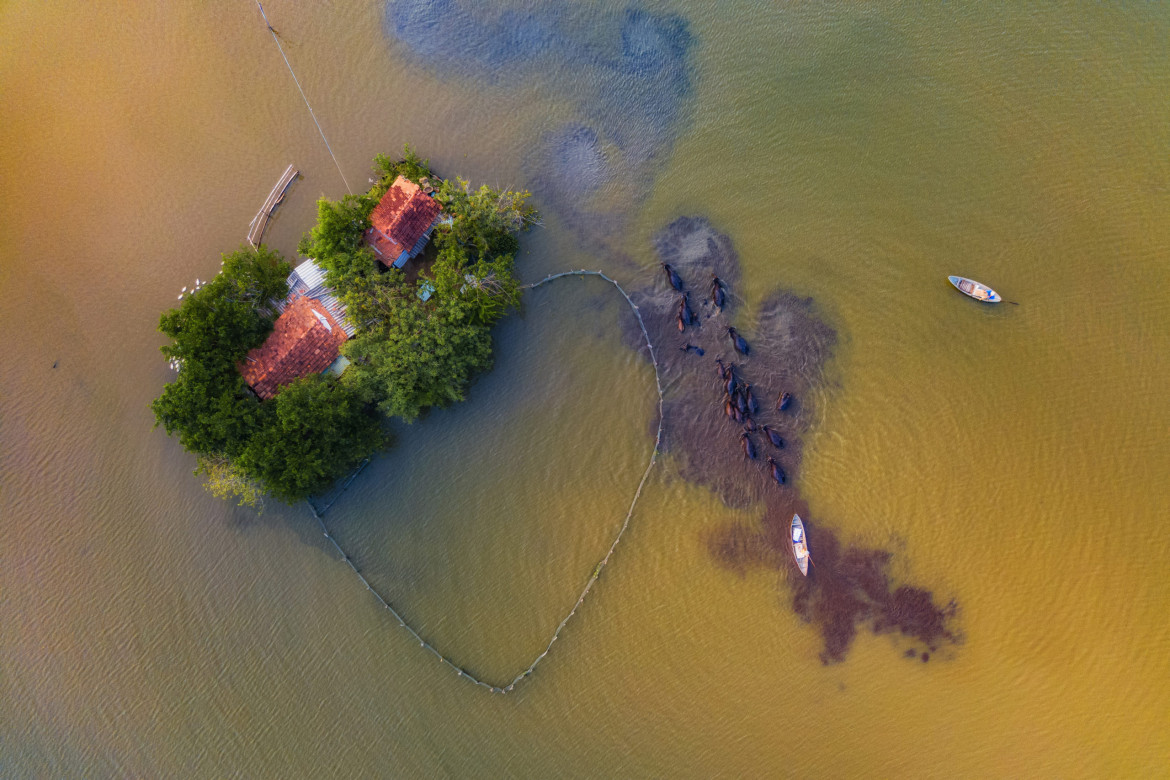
left=254, top=2, right=352, bottom=194
left=309, top=270, right=664, bottom=693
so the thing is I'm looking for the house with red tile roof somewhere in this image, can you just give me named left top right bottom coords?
left=239, top=295, right=349, bottom=400
left=276, top=258, right=355, bottom=337
left=364, top=175, right=443, bottom=268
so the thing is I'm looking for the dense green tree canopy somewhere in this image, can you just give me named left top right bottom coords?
left=341, top=288, right=494, bottom=422
left=159, top=245, right=289, bottom=370
left=152, top=247, right=286, bottom=458
left=151, top=360, right=262, bottom=459
left=434, top=177, right=536, bottom=259
left=237, top=375, right=385, bottom=503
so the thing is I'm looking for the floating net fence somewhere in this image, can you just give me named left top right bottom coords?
left=307, top=270, right=663, bottom=693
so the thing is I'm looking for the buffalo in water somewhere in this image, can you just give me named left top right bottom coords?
left=677, top=293, right=695, bottom=326
left=728, top=326, right=749, bottom=355
left=710, top=274, right=726, bottom=311
left=724, top=369, right=738, bottom=398
left=662, top=262, right=684, bottom=292
left=762, top=425, right=785, bottom=449
left=766, top=456, right=786, bottom=485
left=679, top=343, right=704, bottom=356
left=777, top=391, right=793, bottom=412
left=735, top=388, right=748, bottom=416
left=741, top=432, right=757, bottom=460
left=649, top=216, right=958, bottom=665
left=743, top=383, right=759, bottom=415
left=715, top=358, right=729, bottom=379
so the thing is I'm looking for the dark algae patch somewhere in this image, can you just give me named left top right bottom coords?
left=631, top=217, right=960, bottom=664
left=383, top=2, right=695, bottom=238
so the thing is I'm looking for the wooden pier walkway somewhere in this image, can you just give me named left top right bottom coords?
left=247, top=164, right=299, bottom=248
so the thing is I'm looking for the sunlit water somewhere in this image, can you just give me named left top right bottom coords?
left=2, top=1, right=1168, bottom=776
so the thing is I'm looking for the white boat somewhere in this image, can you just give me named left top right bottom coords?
left=948, top=275, right=1002, bottom=303
left=791, top=514, right=810, bottom=576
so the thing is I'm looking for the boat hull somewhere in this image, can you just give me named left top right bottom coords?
left=948, top=275, right=1002, bottom=303
left=791, top=514, right=810, bottom=576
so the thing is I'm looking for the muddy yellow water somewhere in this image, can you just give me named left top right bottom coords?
left=3, top=2, right=1168, bottom=776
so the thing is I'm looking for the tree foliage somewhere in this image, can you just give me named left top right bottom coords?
left=373, top=145, right=432, bottom=188
left=159, top=245, right=289, bottom=371
left=152, top=360, right=263, bottom=459
left=152, top=247, right=285, bottom=458
left=341, top=289, right=494, bottom=422
left=297, top=195, right=378, bottom=291
left=434, top=177, right=535, bottom=260
left=196, top=455, right=266, bottom=512
left=237, top=375, right=384, bottom=502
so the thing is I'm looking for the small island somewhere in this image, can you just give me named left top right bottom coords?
left=152, top=148, right=536, bottom=509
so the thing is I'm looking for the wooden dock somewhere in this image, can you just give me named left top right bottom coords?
left=247, top=164, right=299, bottom=248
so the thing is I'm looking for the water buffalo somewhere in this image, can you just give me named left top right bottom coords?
left=662, top=263, right=684, bottom=292
left=777, top=391, right=793, bottom=412
left=767, top=456, right=786, bottom=485
left=742, top=419, right=757, bottom=433
left=679, top=342, right=704, bottom=355
left=677, top=313, right=686, bottom=332
left=724, top=399, right=737, bottom=421
left=762, top=425, right=785, bottom=449
left=710, top=274, right=726, bottom=310
left=741, top=432, right=757, bottom=460
left=744, top=383, right=759, bottom=415
left=735, top=388, right=748, bottom=416
left=678, top=292, right=695, bottom=326
left=728, top=326, right=749, bottom=355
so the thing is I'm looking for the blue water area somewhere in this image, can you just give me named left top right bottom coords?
left=383, top=1, right=696, bottom=234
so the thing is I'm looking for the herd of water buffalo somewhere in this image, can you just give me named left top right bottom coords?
left=662, top=262, right=796, bottom=489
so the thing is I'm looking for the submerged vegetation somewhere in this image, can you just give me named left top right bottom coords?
left=153, top=147, right=535, bottom=507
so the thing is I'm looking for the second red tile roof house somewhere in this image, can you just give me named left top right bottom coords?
left=238, top=295, right=348, bottom=400
left=365, top=175, right=443, bottom=268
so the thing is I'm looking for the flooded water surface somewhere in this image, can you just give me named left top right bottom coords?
left=2, top=1, right=1169, bottom=776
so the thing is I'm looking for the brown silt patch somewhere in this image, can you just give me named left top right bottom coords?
left=627, top=217, right=959, bottom=664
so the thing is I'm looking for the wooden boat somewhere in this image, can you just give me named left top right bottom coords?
left=791, top=514, right=810, bottom=576
left=948, top=275, right=1002, bottom=303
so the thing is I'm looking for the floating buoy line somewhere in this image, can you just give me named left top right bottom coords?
left=308, top=270, right=664, bottom=693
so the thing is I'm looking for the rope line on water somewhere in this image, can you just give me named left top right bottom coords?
left=254, top=1, right=352, bottom=194
left=309, top=270, right=663, bottom=693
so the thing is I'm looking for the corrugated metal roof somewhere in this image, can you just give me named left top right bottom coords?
left=293, top=257, right=326, bottom=289
left=273, top=258, right=356, bottom=337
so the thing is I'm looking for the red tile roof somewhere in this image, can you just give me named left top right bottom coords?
left=239, top=295, right=348, bottom=400
left=365, top=175, right=442, bottom=265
